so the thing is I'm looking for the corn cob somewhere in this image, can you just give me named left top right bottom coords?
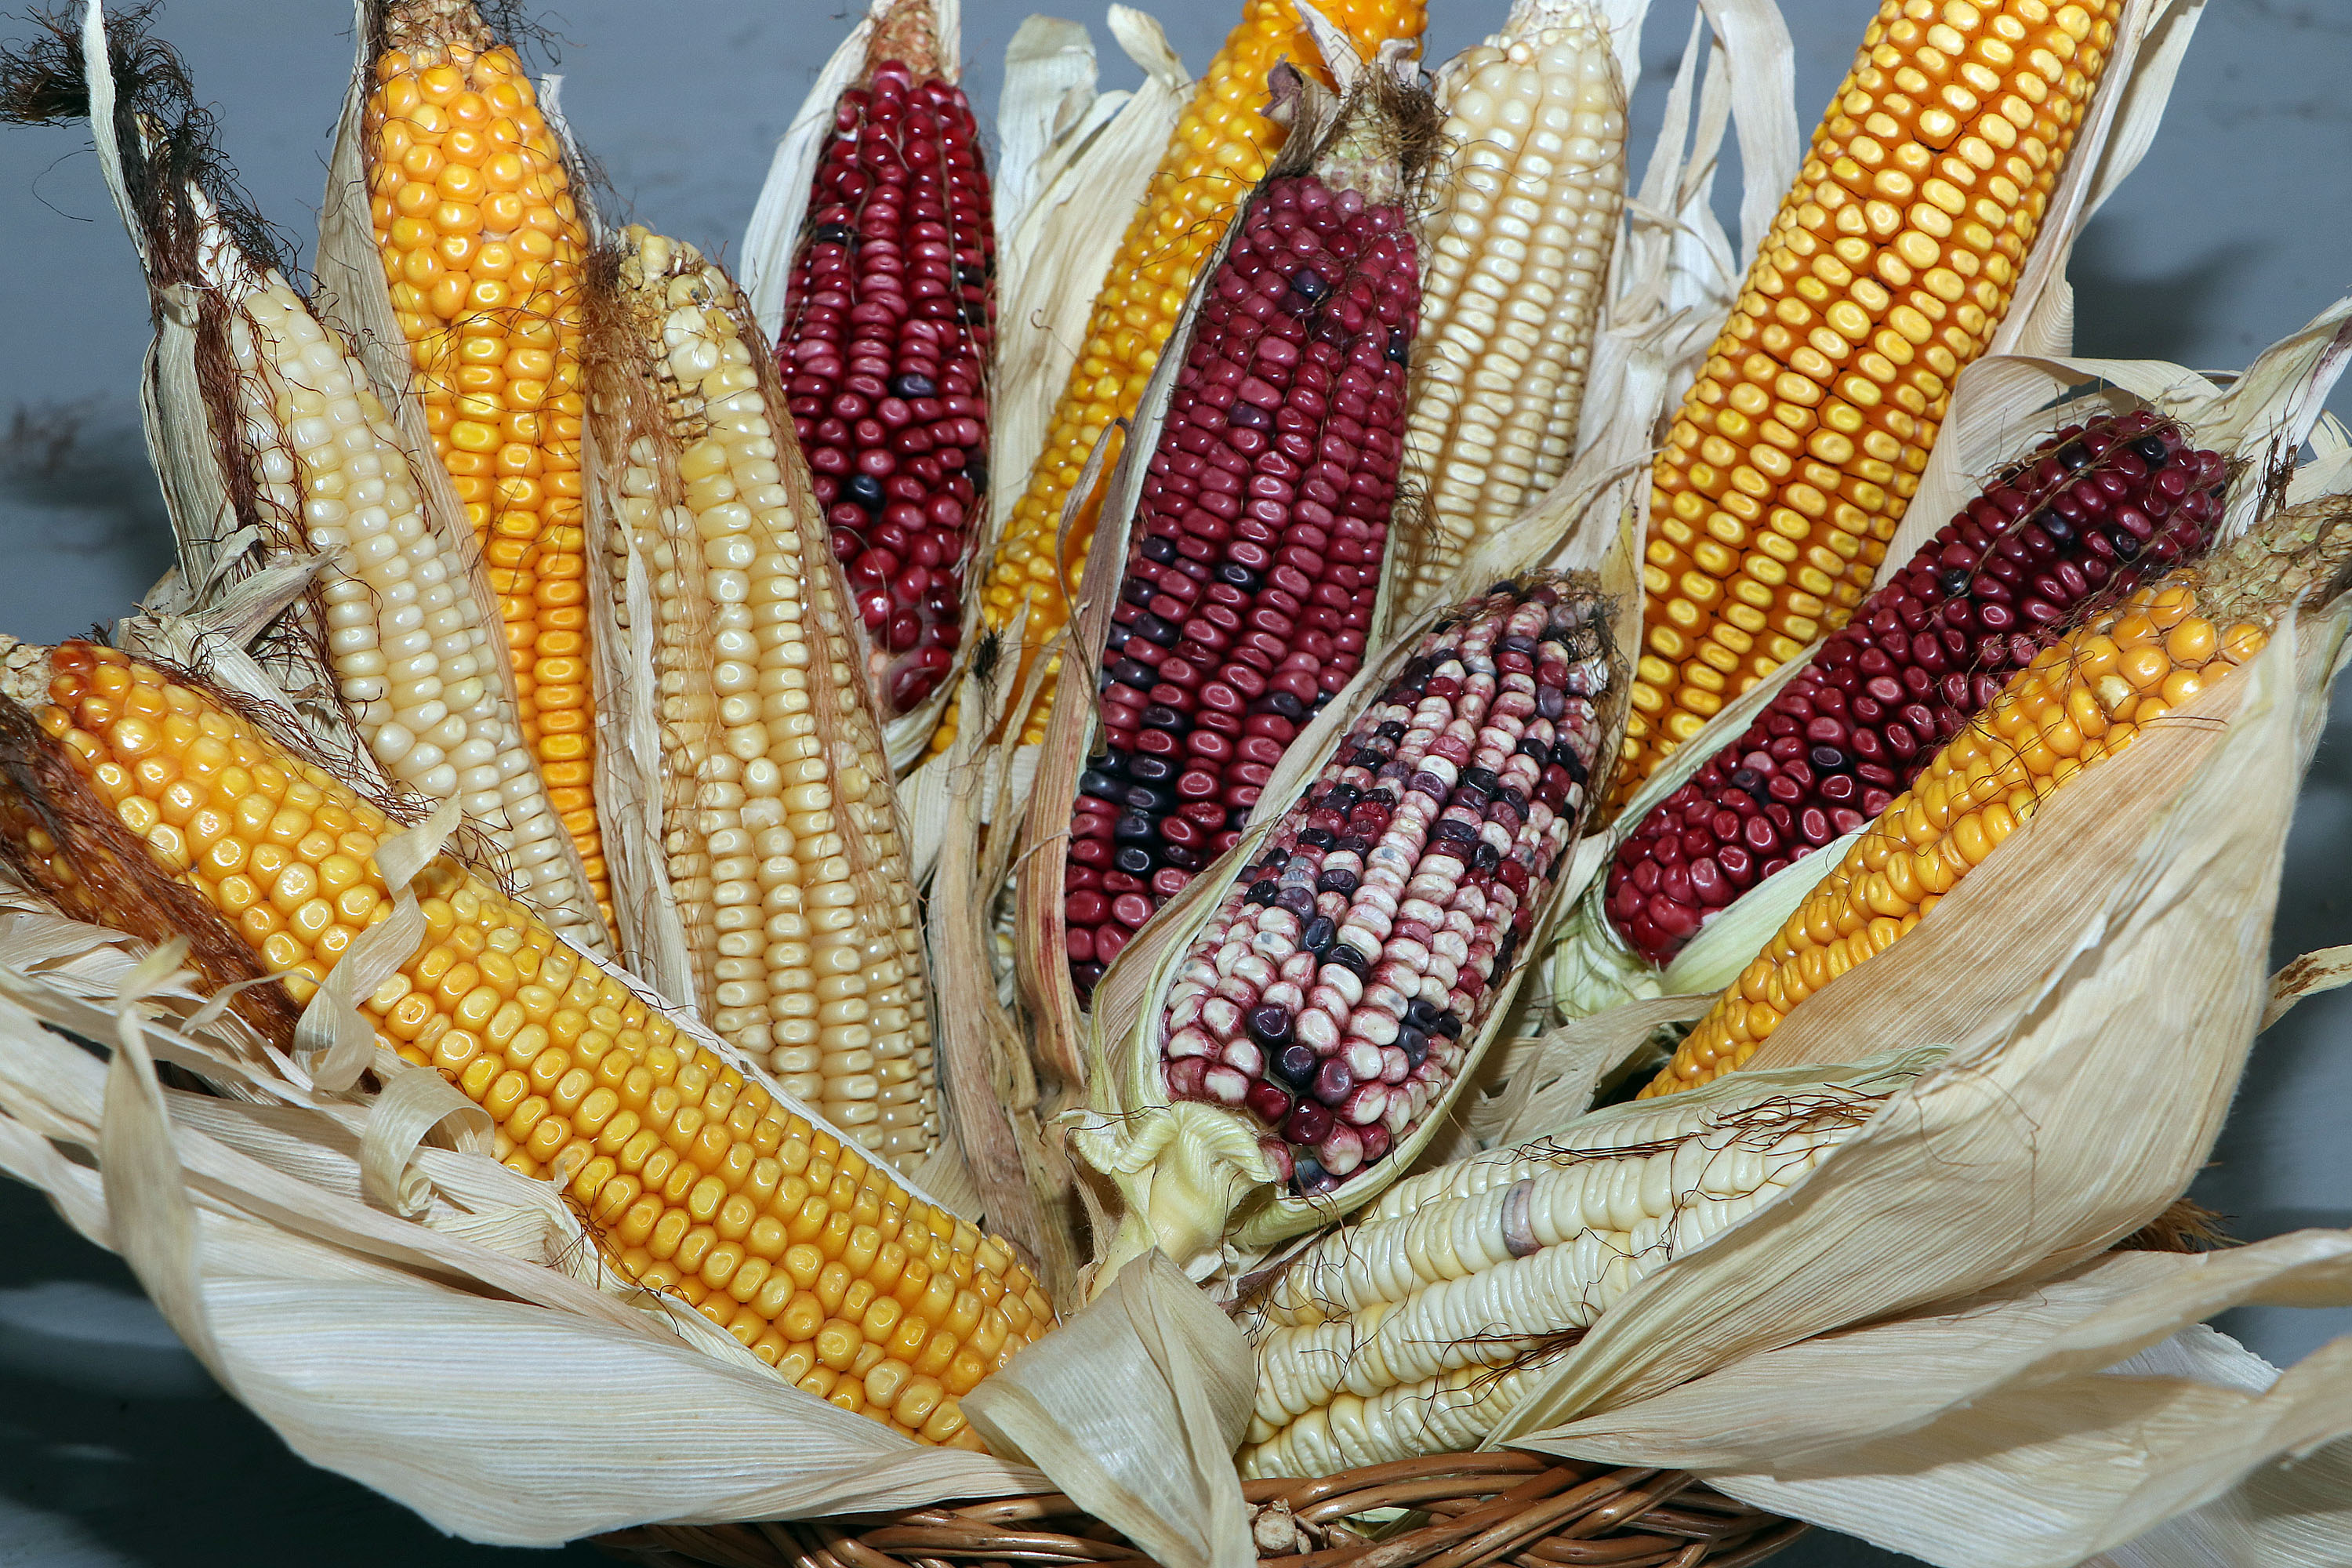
left=363, top=0, right=607, bottom=932
left=1642, top=499, right=2352, bottom=1096
left=1062, top=86, right=1432, bottom=1000
left=597, top=227, right=935, bottom=1159
left=0, top=641, right=1053, bottom=1443
left=1613, top=0, right=2124, bottom=812
left=781, top=2, right=995, bottom=717
left=1237, top=1067, right=1902, bottom=1475
left=948, top=0, right=1430, bottom=755
left=0, top=12, right=608, bottom=954
left=1159, top=580, right=1613, bottom=1195
left=1608, top=412, right=2226, bottom=963
left=1396, top=1, right=1624, bottom=613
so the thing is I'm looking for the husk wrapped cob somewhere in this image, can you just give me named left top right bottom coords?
left=582, top=227, right=938, bottom=1162
left=1065, top=573, right=1623, bottom=1284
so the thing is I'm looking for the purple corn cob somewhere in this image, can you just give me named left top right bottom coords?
left=1157, top=579, right=1616, bottom=1196
left=1606, top=410, right=2228, bottom=964
left=1065, top=127, right=1421, bottom=1002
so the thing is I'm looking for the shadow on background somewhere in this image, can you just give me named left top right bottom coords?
left=2067, top=221, right=2262, bottom=369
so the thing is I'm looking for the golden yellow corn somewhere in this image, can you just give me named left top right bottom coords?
left=943, top=0, right=1429, bottom=754
left=1612, top=0, right=2122, bottom=812
left=0, top=641, right=1053, bottom=1444
left=365, top=0, right=607, bottom=933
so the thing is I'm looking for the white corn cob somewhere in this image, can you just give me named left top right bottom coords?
left=216, top=229, right=607, bottom=952
left=1237, top=1077, right=1885, bottom=1477
left=1400, top=0, right=1625, bottom=613
left=602, top=227, right=936, bottom=1157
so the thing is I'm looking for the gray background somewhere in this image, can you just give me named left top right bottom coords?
left=1, top=1, right=2347, bottom=1563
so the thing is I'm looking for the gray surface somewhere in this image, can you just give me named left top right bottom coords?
left=0, top=0, right=2348, bottom=1564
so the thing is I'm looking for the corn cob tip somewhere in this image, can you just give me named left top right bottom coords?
left=862, top=0, right=942, bottom=81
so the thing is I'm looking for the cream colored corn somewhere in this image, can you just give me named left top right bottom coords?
left=1401, top=2, right=1624, bottom=614
left=607, top=227, right=935, bottom=1159
left=223, top=271, right=605, bottom=953
left=1238, top=1081, right=1878, bottom=1476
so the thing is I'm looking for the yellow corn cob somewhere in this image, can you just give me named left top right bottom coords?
left=942, top=0, right=1430, bottom=754
left=601, top=228, right=936, bottom=1159
left=1237, top=1073, right=1891, bottom=1476
left=1397, top=1, right=1624, bottom=615
left=1612, top=0, right=2122, bottom=813
left=1639, top=496, right=2352, bottom=1096
left=364, top=0, right=608, bottom=934
left=0, top=641, right=1054, bottom=1444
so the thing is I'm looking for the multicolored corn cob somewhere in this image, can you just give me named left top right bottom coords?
left=1613, top=0, right=2124, bottom=811
left=598, top=228, right=935, bottom=1159
left=1607, top=412, right=2227, bottom=964
left=1158, top=580, right=1614, bottom=1196
left=363, top=0, right=608, bottom=932
left=946, top=0, right=1429, bottom=756
left=1238, top=1065, right=1904, bottom=1475
left=1642, top=496, right=2352, bottom=1096
left=1062, top=93, right=1431, bottom=999
left=0, top=641, right=1054, bottom=1443
left=780, top=2, right=996, bottom=717
left=1398, top=1, right=1624, bottom=613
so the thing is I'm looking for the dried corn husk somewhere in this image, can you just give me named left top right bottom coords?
left=1529, top=1248, right=2352, bottom=1568
left=0, top=820, right=1065, bottom=1541
left=1539, top=289, right=2352, bottom=1029
left=1059, top=573, right=1623, bottom=1290
left=1465, top=519, right=2352, bottom=1446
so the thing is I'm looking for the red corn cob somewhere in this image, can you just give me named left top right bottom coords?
left=780, top=6, right=995, bottom=716
left=1159, top=580, right=1613, bottom=1196
left=1064, top=126, right=1421, bottom=1000
left=1606, top=411, right=2227, bottom=964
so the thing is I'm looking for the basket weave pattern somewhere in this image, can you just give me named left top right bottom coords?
left=597, top=1455, right=1803, bottom=1568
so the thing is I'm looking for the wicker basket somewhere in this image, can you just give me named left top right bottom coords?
left=597, top=1454, right=1804, bottom=1568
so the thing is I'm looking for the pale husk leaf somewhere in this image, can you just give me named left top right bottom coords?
left=1524, top=1243, right=2352, bottom=1568
left=1479, top=580, right=2349, bottom=1440
left=964, top=1251, right=1254, bottom=1568
left=0, top=899, right=1055, bottom=1544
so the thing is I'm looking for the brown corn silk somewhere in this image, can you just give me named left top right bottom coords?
left=362, top=0, right=608, bottom=934
left=590, top=227, right=936, bottom=1159
left=0, top=640, right=1053, bottom=1444
left=1059, top=71, right=1439, bottom=1003
left=1607, top=412, right=2227, bottom=964
left=1645, top=497, right=2352, bottom=1095
left=940, top=0, right=1429, bottom=757
left=779, top=0, right=996, bottom=720
left=1613, top=0, right=2125, bottom=813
